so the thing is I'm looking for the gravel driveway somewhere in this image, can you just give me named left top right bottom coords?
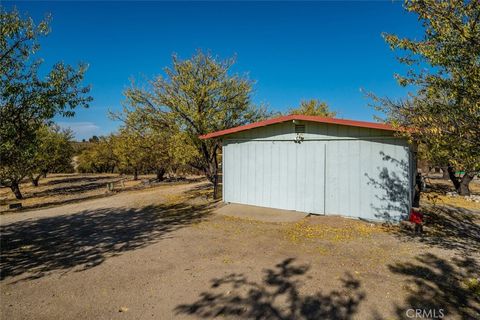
left=1, top=181, right=479, bottom=320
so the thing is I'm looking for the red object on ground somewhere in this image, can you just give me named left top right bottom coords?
left=409, top=208, right=423, bottom=224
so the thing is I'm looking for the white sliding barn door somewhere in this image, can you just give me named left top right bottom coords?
left=295, top=141, right=325, bottom=214
left=223, top=140, right=326, bottom=214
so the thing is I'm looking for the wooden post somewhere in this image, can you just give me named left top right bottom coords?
left=107, top=182, right=114, bottom=192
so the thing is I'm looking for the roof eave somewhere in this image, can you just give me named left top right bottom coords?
left=199, top=115, right=398, bottom=140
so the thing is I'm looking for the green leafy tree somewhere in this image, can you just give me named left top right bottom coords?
left=76, top=136, right=117, bottom=174
left=111, top=105, right=198, bottom=181
left=88, top=135, right=99, bottom=143
left=112, top=130, right=149, bottom=180
left=372, top=0, right=480, bottom=195
left=29, top=125, right=75, bottom=186
left=0, top=8, right=91, bottom=198
left=288, top=99, right=336, bottom=117
left=124, top=51, right=270, bottom=198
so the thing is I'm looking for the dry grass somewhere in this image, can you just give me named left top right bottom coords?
left=422, top=176, right=480, bottom=211
left=426, top=176, right=480, bottom=193
left=0, top=173, right=160, bottom=213
left=422, top=192, right=480, bottom=210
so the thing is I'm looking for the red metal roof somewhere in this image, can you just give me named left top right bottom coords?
left=199, top=114, right=396, bottom=139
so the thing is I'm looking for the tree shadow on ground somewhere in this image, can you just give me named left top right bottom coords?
left=183, top=182, right=216, bottom=201
left=424, top=179, right=454, bottom=193
left=392, top=205, right=480, bottom=254
left=388, top=253, right=480, bottom=319
left=29, top=180, right=119, bottom=198
left=175, top=258, right=365, bottom=319
left=2, top=193, right=116, bottom=212
left=40, top=175, right=116, bottom=187
left=0, top=201, right=213, bottom=282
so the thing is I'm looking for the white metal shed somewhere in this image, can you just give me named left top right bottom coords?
left=201, top=115, right=415, bottom=222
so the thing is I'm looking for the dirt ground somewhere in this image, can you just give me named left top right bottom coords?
left=1, top=179, right=479, bottom=319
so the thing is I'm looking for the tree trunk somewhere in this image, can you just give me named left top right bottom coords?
left=10, top=181, right=23, bottom=199
left=441, top=166, right=449, bottom=179
left=213, top=173, right=219, bottom=200
left=31, top=174, right=41, bottom=187
left=199, top=141, right=220, bottom=199
left=156, top=168, right=166, bottom=181
left=204, top=161, right=220, bottom=200
left=412, top=173, right=422, bottom=207
left=211, top=156, right=220, bottom=200
left=458, top=172, right=475, bottom=196
left=447, top=164, right=461, bottom=191
left=133, top=168, right=138, bottom=181
left=447, top=165, right=474, bottom=196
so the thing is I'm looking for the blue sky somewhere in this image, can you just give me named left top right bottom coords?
left=7, top=1, right=422, bottom=140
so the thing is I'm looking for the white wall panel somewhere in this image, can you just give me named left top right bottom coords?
left=222, top=122, right=412, bottom=221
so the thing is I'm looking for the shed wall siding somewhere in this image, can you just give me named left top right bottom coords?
left=222, top=122, right=412, bottom=221
left=226, top=121, right=395, bottom=141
